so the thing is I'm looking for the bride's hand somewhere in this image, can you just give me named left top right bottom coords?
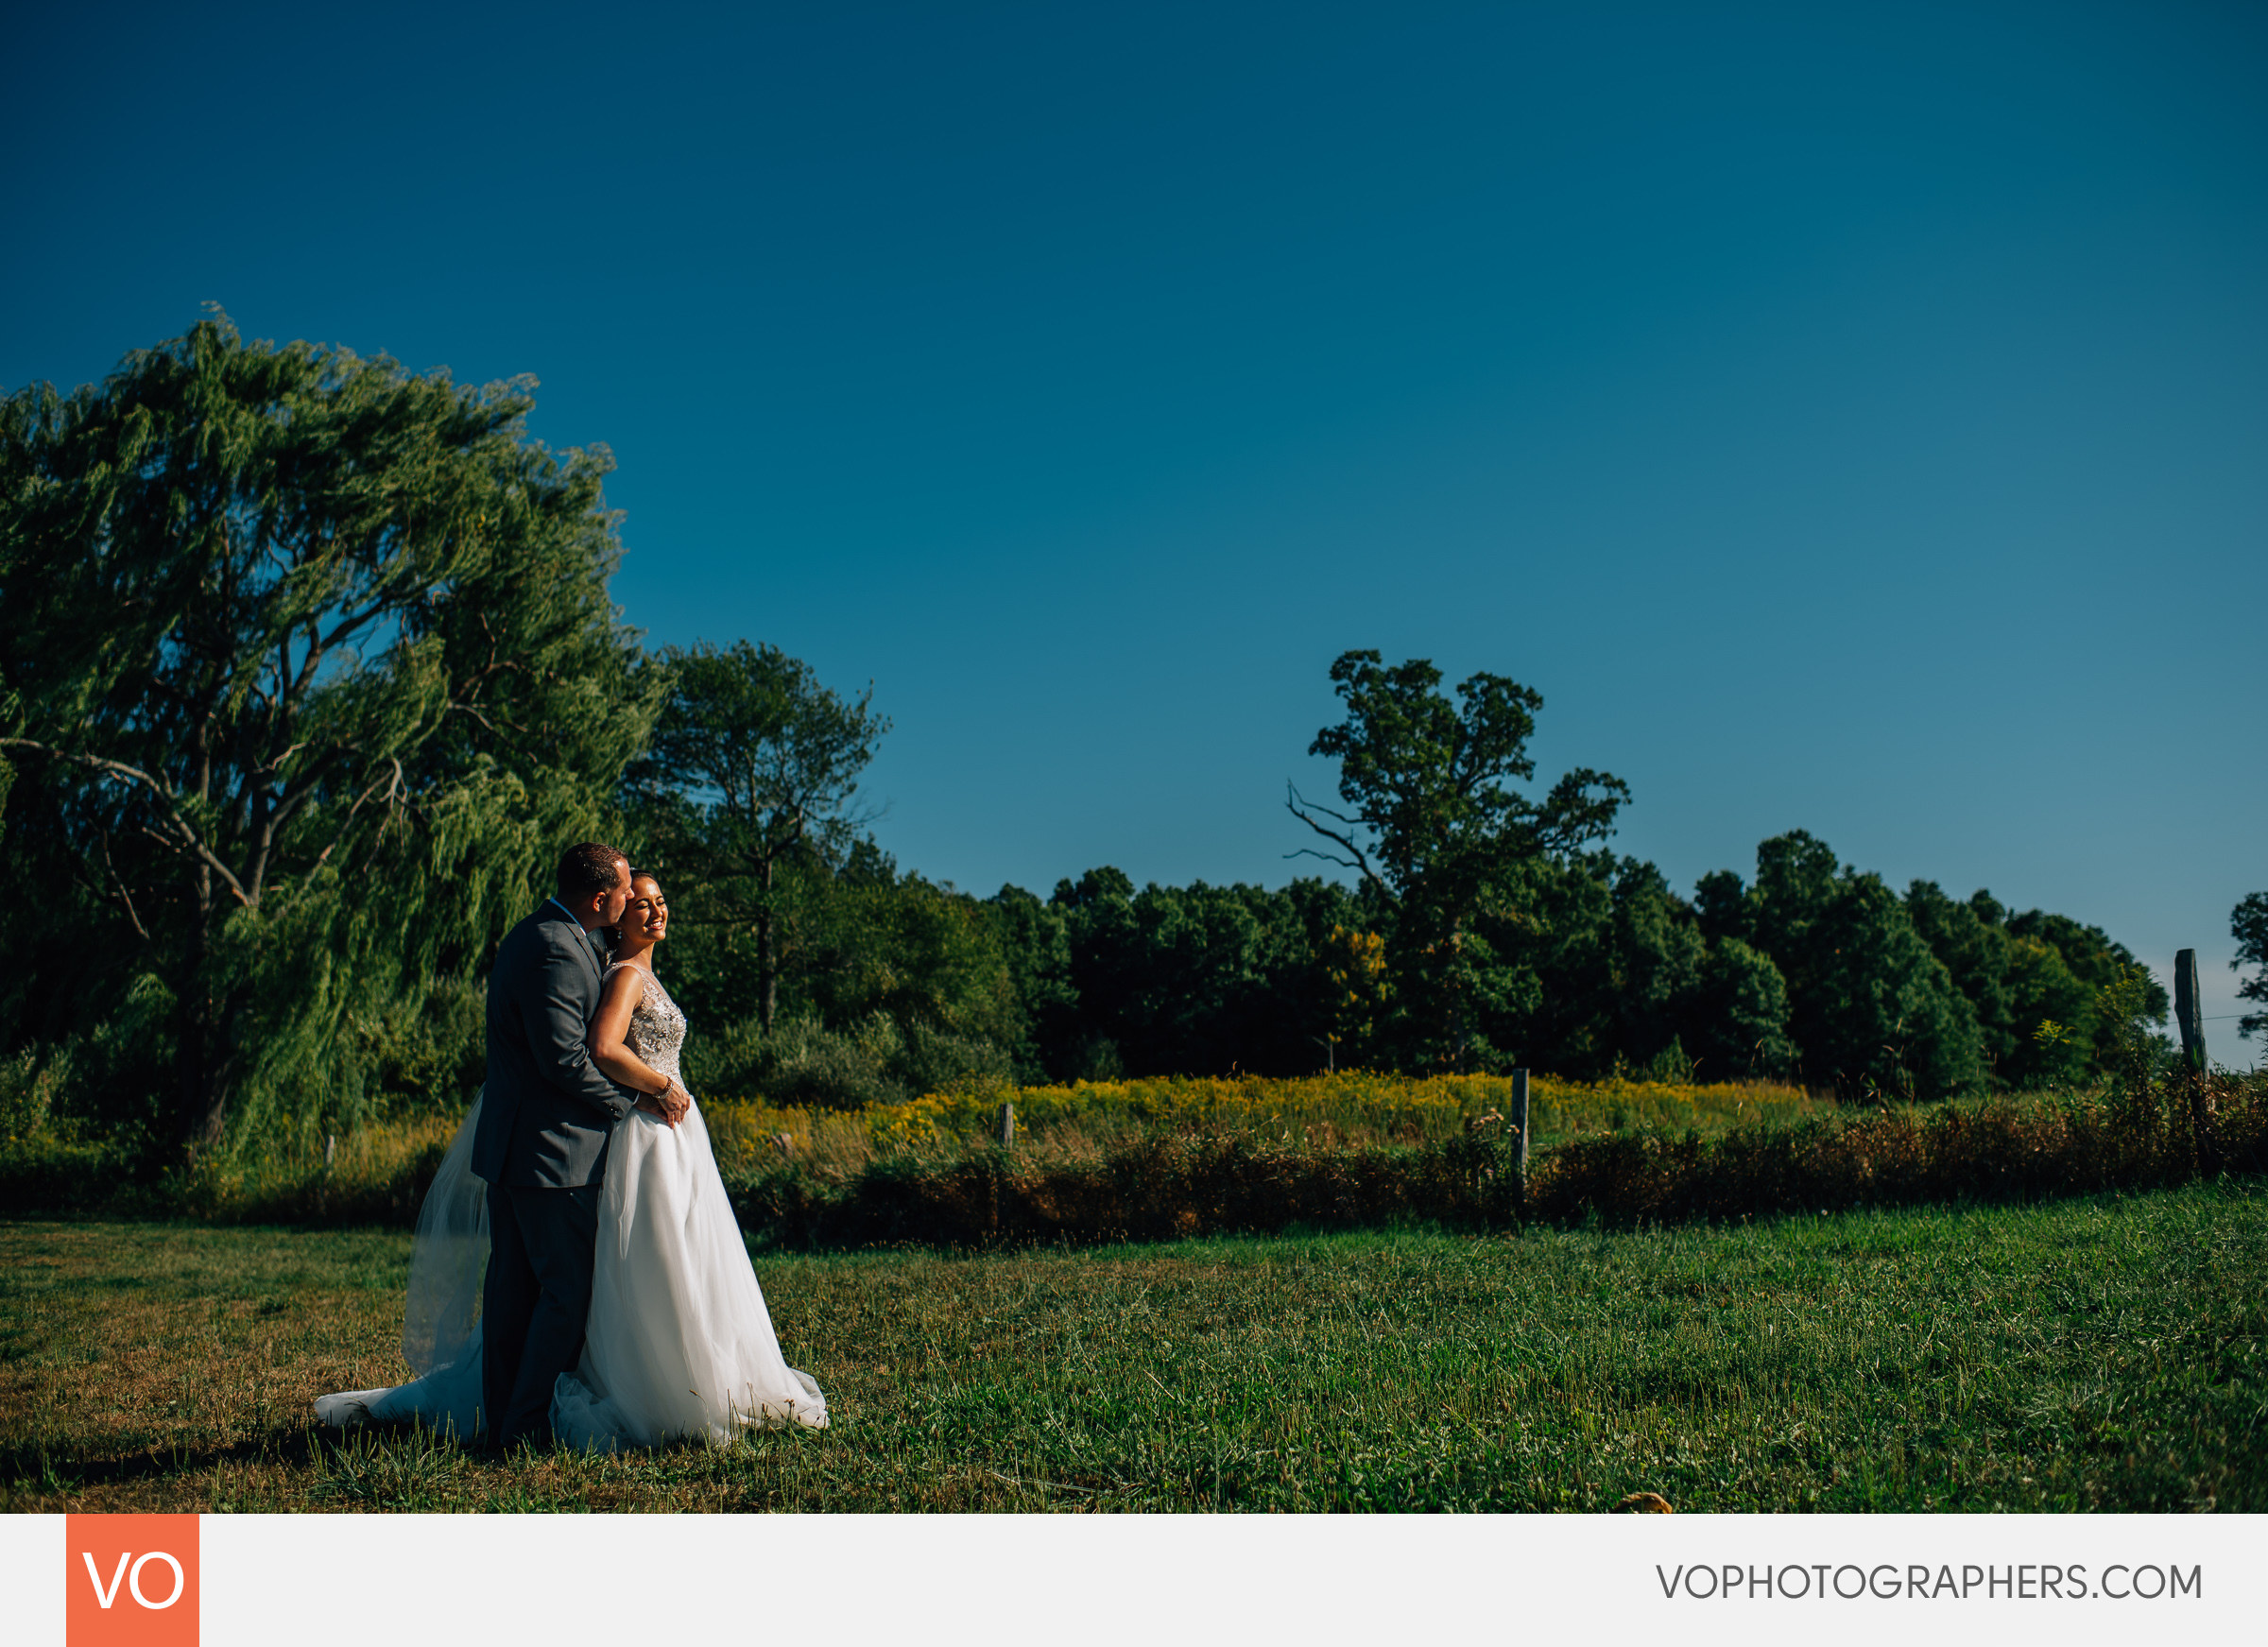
left=637, top=1077, right=691, bottom=1128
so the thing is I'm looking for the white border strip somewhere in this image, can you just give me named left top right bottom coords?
left=9, top=1512, right=2263, bottom=1646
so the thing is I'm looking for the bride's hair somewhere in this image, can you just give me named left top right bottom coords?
left=600, top=868, right=660, bottom=957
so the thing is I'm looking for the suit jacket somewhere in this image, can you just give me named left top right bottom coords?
left=472, top=901, right=636, bottom=1188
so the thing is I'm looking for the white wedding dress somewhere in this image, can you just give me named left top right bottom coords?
left=316, top=964, right=826, bottom=1446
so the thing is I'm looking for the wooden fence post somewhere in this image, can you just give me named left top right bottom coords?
left=2174, top=950, right=2221, bottom=1175
left=998, top=1102, right=1016, bottom=1151
left=1510, top=1067, right=1531, bottom=1211
left=2174, top=950, right=2208, bottom=1073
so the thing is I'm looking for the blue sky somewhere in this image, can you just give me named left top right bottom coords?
left=6, top=1, right=2263, bottom=1055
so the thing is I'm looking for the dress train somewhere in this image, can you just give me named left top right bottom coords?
left=317, top=968, right=825, bottom=1446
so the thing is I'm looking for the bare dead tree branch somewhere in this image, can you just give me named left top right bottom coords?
left=1284, top=781, right=1391, bottom=900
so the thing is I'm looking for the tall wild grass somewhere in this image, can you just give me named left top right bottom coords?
left=7, top=1066, right=2259, bottom=1244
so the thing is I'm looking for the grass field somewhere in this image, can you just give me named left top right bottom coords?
left=3, top=1178, right=2261, bottom=1513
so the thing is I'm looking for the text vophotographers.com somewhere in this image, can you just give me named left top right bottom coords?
left=1656, top=1559, right=2202, bottom=1603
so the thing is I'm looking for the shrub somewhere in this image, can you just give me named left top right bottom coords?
left=681, top=1013, right=904, bottom=1108
left=0, top=1046, right=68, bottom=1146
left=10, top=1069, right=2258, bottom=1248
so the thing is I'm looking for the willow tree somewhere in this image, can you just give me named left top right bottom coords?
left=0, top=315, right=662, bottom=1151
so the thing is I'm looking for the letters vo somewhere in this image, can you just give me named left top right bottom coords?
left=65, top=1516, right=198, bottom=1647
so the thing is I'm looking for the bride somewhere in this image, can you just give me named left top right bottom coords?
left=317, top=869, right=826, bottom=1447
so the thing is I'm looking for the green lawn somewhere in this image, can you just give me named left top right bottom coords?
left=3, top=1179, right=2261, bottom=1512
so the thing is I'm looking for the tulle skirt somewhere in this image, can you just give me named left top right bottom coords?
left=316, top=1092, right=826, bottom=1446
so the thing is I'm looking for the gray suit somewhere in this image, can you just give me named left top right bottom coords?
left=474, top=900, right=637, bottom=1446
left=474, top=900, right=636, bottom=1187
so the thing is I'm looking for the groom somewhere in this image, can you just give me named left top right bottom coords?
left=472, top=841, right=689, bottom=1449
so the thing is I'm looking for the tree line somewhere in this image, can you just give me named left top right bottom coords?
left=2, top=318, right=2240, bottom=1161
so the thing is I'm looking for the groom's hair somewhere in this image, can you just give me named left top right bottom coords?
left=557, top=841, right=628, bottom=901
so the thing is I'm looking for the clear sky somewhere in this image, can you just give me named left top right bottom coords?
left=6, top=2, right=2263, bottom=1056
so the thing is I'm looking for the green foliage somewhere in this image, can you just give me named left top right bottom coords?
left=1499, top=857, right=1796, bottom=1082
left=680, top=1012, right=1011, bottom=1112
left=0, top=323, right=2189, bottom=1141
left=0, top=314, right=659, bottom=1154
left=809, top=860, right=1024, bottom=1046
left=1289, top=650, right=1629, bottom=1071
left=1710, top=832, right=1983, bottom=1099
left=352, top=972, right=489, bottom=1114
left=2002, top=907, right=2170, bottom=1071
left=1035, top=870, right=1357, bottom=1079
left=1684, top=937, right=1800, bottom=1079
left=0, top=1045, right=70, bottom=1146
left=627, top=639, right=889, bottom=1034
left=650, top=837, right=1031, bottom=1098
left=2092, top=964, right=2176, bottom=1097
left=1900, top=881, right=2173, bottom=1091
left=2234, top=891, right=2268, bottom=1041
left=986, top=884, right=1080, bottom=1079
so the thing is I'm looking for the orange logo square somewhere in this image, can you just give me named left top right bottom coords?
left=66, top=1515, right=198, bottom=1647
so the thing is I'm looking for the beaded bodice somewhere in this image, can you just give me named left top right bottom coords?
left=608, top=962, right=687, bottom=1086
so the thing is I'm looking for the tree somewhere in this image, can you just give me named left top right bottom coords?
left=1682, top=936, right=1800, bottom=1080
left=805, top=852, right=1023, bottom=1048
left=1472, top=851, right=1609, bottom=1074
left=2001, top=907, right=2168, bottom=1072
left=1315, top=922, right=1388, bottom=1071
left=1724, top=832, right=1982, bottom=1099
left=1044, top=870, right=1302, bottom=1077
left=1287, top=650, right=1629, bottom=1070
left=1474, top=854, right=1796, bottom=1083
left=0, top=315, right=658, bottom=1150
left=1809, top=874, right=1983, bottom=1099
left=980, top=870, right=1370, bottom=1080
left=1904, top=883, right=2018, bottom=1072
left=988, top=884, right=1081, bottom=1080
left=1903, top=882, right=2095, bottom=1088
left=628, top=640, right=889, bottom=1034
left=2234, top=892, right=2268, bottom=1040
